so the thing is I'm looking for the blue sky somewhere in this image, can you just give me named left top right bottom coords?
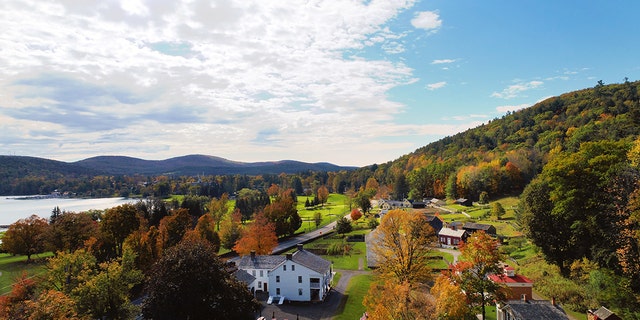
left=1, top=1, right=639, bottom=167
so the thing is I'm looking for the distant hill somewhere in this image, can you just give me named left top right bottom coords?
left=0, top=154, right=356, bottom=180
left=73, top=154, right=355, bottom=176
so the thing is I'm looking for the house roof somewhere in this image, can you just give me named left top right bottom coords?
left=489, top=273, right=533, bottom=284
left=463, top=222, right=495, bottom=231
left=591, top=306, right=620, bottom=320
left=438, top=227, right=467, bottom=238
left=233, top=269, right=256, bottom=285
left=292, top=248, right=332, bottom=274
left=232, top=254, right=286, bottom=270
left=503, top=300, right=568, bottom=319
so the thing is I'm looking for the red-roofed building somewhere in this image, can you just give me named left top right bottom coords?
left=489, top=265, right=534, bottom=300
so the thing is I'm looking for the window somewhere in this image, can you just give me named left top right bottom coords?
left=298, top=276, right=302, bottom=283
left=276, top=276, right=280, bottom=283
left=260, top=270, right=263, bottom=277
left=283, top=265, right=286, bottom=271
left=276, top=288, right=280, bottom=295
left=292, top=265, right=295, bottom=271
left=298, top=288, right=303, bottom=296
left=258, top=281, right=262, bottom=288
left=252, top=270, right=256, bottom=276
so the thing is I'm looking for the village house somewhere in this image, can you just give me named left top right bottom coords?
left=377, top=199, right=412, bottom=210
left=231, top=244, right=333, bottom=302
left=587, top=306, right=622, bottom=320
left=463, top=222, right=497, bottom=236
left=438, top=226, right=469, bottom=247
left=488, top=265, right=533, bottom=300
left=496, top=297, right=569, bottom=320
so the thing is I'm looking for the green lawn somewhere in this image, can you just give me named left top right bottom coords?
left=332, top=274, right=373, bottom=320
left=0, top=252, right=53, bottom=295
left=296, top=194, right=349, bottom=233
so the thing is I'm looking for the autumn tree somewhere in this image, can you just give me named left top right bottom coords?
left=123, top=227, right=161, bottom=274
left=363, top=280, right=435, bottom=320
left=157, top=208, right=191, bottom=250
left=45, top=211, right=99, bottom=254
left=316, top=185, right=329, bottom=206
left=207, top=193, right=229, bottom=231
left=100, top=204, right=142, bottom=256
left=350, top=208, right=363, bottom=221
left=454, top=231, right=506, bottom=320
left=143, top=238, right=259, bottom=319
left=220, top=210, right=244, bottom=251
left=267, top=183, right=280, bottom=197
left=27, top=290, right=81, bottom=320
left=262, top=189, right=302, bottom=237
left=2, top=215, right=48, bottom=262
left=369, top=209, right=437, bottom=284
left=431, top=274, right=473, bottom=320
left=233, top=212, right=278, bottom=255
left=0, top=272, right=38, bottom=319
left=192, top=213, right=221, bottom=252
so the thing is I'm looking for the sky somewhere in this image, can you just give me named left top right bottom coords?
left=1, top=1, right=639, bottom=167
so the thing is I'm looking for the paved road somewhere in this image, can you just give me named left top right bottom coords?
left=272, top=217, right=344, bottom=254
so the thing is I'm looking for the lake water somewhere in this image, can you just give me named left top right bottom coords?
left=0, top=196, right=137, bottom=225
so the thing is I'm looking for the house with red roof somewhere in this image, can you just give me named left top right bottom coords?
left=489, top=265, right=534, bottom=300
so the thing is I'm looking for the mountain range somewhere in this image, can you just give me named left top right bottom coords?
left=0, top=154, right=356, bottom=179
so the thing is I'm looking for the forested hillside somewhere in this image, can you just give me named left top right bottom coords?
left=353, top=80, right=640, bottom=202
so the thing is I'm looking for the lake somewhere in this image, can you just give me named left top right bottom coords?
left=0, top=196, right=137, bottom=225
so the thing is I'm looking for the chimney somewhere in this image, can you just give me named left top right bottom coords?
left=250, top=251, right=256, bottom=258
left=521, top=294, right=527, bottom=302
left=297, top=244, right=304, bottom=251
left=286, top=253, right=293, bottom=260
left=551, top=297, right=556, bottom=306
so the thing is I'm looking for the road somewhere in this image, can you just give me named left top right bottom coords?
left=271, top=219, right=339, bottom=254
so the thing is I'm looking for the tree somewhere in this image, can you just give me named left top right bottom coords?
left=72, top=249, right=143, bottom=319
left=100, top=204, right=141, bottom=257
left=316, top=185, right=329, bottom=206
left=363, top=279, right=435, bottom=320
left=314, top=211, right=322, bottom=228
left=267, top=183, right=280, bottom=197
left=369, top=209, right=436, bottom=284
left=27, top=290, right=80, bottom=320
left=262, top=189, right=302, bottom=237
left=491, top=202, right=506, bottom=220
left=2, top=215, right=49, bottom=262
left=393, top=174, right=410, bottom=200
left=0, top=271, right=38, bottom=319
left=143, top=238, right=259, bottom=319
left=431, top=274, right=473, bottom=320
left=45, top=211, right=98, bottom=254
left=478, top=191, right=489, bottom=204
left=192, top=214, right=221, bottom=252
left=350, top=208, right=363, bottom=221
left=220, top=210, right=244, bottom=251
left=157, top=208, right=191, bottom=250
left=234, top=188, right=270, bottom=222
left=233, top=212, right=278, bottom=255
left=207, top=193, right=229, bottom=231
left=454, top=231, right=507, bottom=320
left=335, top=217, right=352, bottom=235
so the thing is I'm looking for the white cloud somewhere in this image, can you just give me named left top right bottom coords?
left=426, top=81, right=447, bottom=90
left=411, top=11, right=442, bottom=31
left=431, top=59, right=456, bottom=64
left=491, top=80, right=544, bottom=99
left=0, top=0, right=425, bottom=166
left=496, top=103, right=530, bottom=113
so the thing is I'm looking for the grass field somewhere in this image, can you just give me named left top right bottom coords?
left=332, top=274, right=372, bottom=320
left=296, top=194, right=349, bottom=233
left=0, top=252, right=53, bottom=295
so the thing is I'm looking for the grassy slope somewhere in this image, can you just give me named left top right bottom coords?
left=0, top=253, right=53, bottom=295
left=332, top=274, right=372, bottom=320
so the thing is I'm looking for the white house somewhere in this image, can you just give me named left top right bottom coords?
left=232, top=244, right=333, bottom=302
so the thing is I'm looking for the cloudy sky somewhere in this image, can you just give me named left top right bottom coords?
left=1, top=1, right=639, bottom=167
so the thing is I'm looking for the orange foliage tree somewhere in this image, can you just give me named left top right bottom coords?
left=350, top=209, right=363, bottom=221
left=363, top=280, right=435, bottom=320
left=430, top=274, right=472, bottom=319
left=233, top=212, right=278, bottom=255
left=2, top=214, right=49, bottom=262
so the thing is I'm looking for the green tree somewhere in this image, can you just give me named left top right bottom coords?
left=100, top=204, right=141, bottom=257
left=143, top=238, right=259, bottom=319
left=314, top=211, right=322, bottom=228
left=336, top=217, right=352, bottom=235
left=207, top=193, right=229, bottom=231
left=491, top=202, right=506, bottom=220
left=220, top=210, right=244, bottom=251
left=2, top=215, right=49, bottom=262
left=478, top=191, right=489, bottom=204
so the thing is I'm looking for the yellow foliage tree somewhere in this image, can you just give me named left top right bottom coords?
left=363, top=279, right=435, bottom=320
left=369, top=209, right=437, bottom=283
left=431, top=274, right=472, bottom=320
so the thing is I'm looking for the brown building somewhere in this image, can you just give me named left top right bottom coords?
left=588, top=306, right=621, bottom=320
